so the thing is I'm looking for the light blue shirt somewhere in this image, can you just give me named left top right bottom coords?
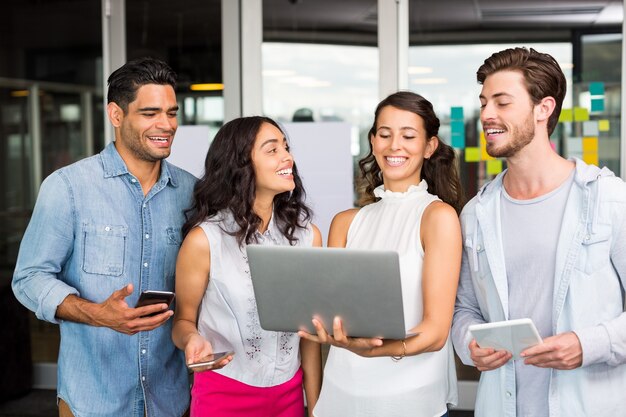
left=452, top=158, right=626, bottom=417
left=12, top=143, right=196, bottom=417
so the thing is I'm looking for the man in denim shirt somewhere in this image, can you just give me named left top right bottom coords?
left=12, top=58, right=196, bottom=417
left=452, top=47, right=626, bottom=416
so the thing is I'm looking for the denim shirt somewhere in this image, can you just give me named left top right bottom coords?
left=12, top=143, right=196, bottom=417
left=452, top=158, right=626, bottom=417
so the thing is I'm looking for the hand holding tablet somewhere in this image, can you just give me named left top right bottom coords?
left=469, top=318, right=543, bottom=360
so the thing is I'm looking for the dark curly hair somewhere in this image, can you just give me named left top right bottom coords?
left=183, top=116, right=311, bottom=246
left=358, top=91, right=464, bottom=214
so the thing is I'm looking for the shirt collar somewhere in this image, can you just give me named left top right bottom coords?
left=100, top=142, right=178, bottom=187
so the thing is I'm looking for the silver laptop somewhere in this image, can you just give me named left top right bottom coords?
left=246, top=245, right=408, bottom=339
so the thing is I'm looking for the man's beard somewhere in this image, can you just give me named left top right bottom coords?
left=486, top=113, right=535, bottom=158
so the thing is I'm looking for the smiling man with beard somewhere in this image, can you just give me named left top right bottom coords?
left=452, top=47, right=626, bottom=417
left=12, top=57, right=196, bottom=417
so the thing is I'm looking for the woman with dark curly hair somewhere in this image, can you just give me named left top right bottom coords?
left=172, top=116, right=322, bottom=417
left=300, top=91, right=463, bottom=417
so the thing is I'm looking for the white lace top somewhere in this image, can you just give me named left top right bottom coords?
left=314, top=180, right=458, bottom=417
left=196, top=210, right=314, bottom=387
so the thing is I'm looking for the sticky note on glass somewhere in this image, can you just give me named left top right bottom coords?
left=583, top=121, right=599, bottom=137
left=465, top=147, right=480, bottom=162
left=451, top=134, right=466, bottom=149
left=583, top=137, right=598, bottom=153
left=574, top=107, right=590, bottom=121
left=480, top=132, right=495, bottom=161
left=583, top=153, right=599, bottom=166
left=591, top=98, right=605, bottom=112
left=451, top=107, right=464, bottom=120
left=487, top=159, right=503, bottom=175
left=589, top=82, right=605, bottom=96
left=559, top=108, right=573, bottom=122
left=599, top=120, right=610, bottom=132
left=567, top=137, right=583, bottom=153
left=451, top=120, right=465, bottom=135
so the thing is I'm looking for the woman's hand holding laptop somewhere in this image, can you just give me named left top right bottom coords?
left=298, top=316, right=384, bottom=357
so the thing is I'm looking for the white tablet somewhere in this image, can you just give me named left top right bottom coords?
left=469, top=318, right=543, bottom=360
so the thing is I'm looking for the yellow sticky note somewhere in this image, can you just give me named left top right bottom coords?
left=480, top=132, right=495, bottom=161
left=559, top=108, right=573, bottom=122
left=599, top=119, right=610, bottom=132
left=582, top=137, right=598, bottom=153
left=465, top=147, right=480, bottom=162
left=574, top=107, right=590, bottom=122
left=583, top=153, right=599, bottom=166
left=487, top=159, right=503, bottom=175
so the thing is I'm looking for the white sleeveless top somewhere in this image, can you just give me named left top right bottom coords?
left=313, top=181, right=458, bottom=417
left=196, top=210, right=314, bottom=387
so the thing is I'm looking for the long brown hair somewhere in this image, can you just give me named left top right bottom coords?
left=358, top=91, right=464, bottom=214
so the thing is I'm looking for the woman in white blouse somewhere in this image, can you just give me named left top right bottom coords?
left=173, top=116, right=322, bottom=417
left=300, top=92, right=464, bottom=417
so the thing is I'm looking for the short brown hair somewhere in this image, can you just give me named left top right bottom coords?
left=477, top=47, right=566, bottom=136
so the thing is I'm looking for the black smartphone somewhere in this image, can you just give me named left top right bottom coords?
left=135, top=290, right=175, bottom=316
left=187, top=351, right=235, bottom=370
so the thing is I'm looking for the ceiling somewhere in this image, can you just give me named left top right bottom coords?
left=263, top=0, right=624, bottom=44
left=2, top=0, right=623, bottom=84
left=6, top=0, right=624, bottom=48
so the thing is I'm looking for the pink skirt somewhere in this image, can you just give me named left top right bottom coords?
left=191, top=368, right=305, bottom=417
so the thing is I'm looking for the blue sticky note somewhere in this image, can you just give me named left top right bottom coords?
left=589, top=82, right=605, bottom=96
left=591, top=98, right=605, bottom=112
left=451, top=120, right=465, bottom=135
left=450, top=107, right=464, bottom=120
left=451, top=134, right=466, bottom=149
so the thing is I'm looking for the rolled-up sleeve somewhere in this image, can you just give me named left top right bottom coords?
left=12, top=172, right=79, bottom=323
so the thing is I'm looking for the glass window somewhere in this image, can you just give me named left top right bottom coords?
left=263, top=42, right=378, bottom=154
left=574, top=32, right=622, bottom=175
left=1, top=0, right=102, bottom=366
left=126, top=0, right=224, bottom=130
left=263, top=0, right=378, bottom=209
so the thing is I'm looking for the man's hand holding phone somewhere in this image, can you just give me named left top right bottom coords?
left=92, top=285, right=174, bottom=335
left=135, top=290, right=175, bottom=317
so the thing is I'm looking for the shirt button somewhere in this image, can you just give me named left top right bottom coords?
left=506, top=391, right=512, bottom=398
left=584, top=235, right=590, bottom=241
left=141, top=349, right=146, bottom=354
left=142, top=376, right=145, bottom=381
left=104, top=226, right=110, bottom=231
left=131, top=178, right=137, bottom=183
left=145, top=234, right=150, bottom=239
left=476, top=244, right=482, bottom=251
left=143, top=204, right=147, bottom=208
left=143, top=262, right=148, bottom=267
